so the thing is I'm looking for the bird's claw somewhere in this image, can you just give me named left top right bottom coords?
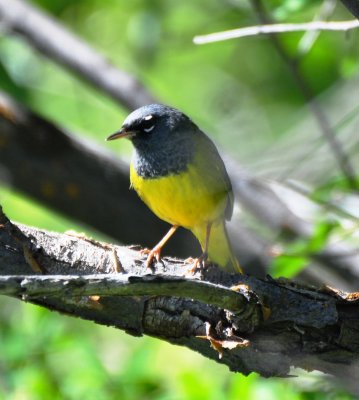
left=142, top=246, right=162, bottom=268
left=185, top=252, right=208, bottom=274
left=139, top=247, right=151, bottom=256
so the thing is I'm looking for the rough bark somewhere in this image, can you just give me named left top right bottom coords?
left=1, top=208, right=359, bottom=380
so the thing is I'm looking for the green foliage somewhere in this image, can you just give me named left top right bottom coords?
left=0, top=300, right=354, bottom=400
left=271, top=219, right=340, bottom=278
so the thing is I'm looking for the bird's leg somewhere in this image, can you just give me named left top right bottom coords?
left=143, top=225, right=178, bottom=268
left=187, top=223, right=212, bottom=274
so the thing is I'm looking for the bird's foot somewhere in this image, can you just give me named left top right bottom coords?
left=185, top=252, right=208, bottom=274
left=141, top=246, right=162, bottom=268
left=139, top=247, right=151, bottom=256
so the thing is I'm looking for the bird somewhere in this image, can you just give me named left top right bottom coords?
left=107, top=104, right=242, bottom=273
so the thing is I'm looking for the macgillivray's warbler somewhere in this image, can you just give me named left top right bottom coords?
left=107, top=104, right=242, bottom=273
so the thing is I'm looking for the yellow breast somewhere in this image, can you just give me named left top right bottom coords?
left=130, top=162, right=228, bottom=229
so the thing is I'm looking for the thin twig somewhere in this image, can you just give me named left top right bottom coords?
left=250, top=0, right=358, bottom=190
left=298, top=0, right=336, bottom=55
left=194, top=19, right=359, bottom=44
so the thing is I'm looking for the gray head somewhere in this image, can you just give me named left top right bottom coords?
left=107, top=104, right=198, bottom=178
left=106, top=104, right=195, bottom=151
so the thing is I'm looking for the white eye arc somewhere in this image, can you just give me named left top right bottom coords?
left=144, top=125, right=155, bottom=133
left=142, top=114, right=155, bottom=132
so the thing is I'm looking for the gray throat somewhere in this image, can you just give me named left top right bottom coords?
left=132, top=138, right=194, bottom=179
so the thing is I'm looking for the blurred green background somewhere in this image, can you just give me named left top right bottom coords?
left=1, top=0, right=359, bottom=398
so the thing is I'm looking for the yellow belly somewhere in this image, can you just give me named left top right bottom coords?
left=130, top=163, right=227, bottom=229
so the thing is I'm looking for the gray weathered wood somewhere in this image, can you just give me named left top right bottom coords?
left=1, top=210, right=359, bottom=379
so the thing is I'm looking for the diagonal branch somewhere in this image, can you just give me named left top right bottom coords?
left=0, top=0, right=155, bottom=110
left=1, top=206, right=359, bottom=379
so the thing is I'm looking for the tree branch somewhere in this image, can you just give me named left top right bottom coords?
left=0, top=274, right=254, bottom=314
left=249, top=0, right=358, bottom=190
left=0, top=0, right=156, bottom=110
left=194, top=19, right=359, bottom=44
left=297, top=0, right=336, bottom=55
left=1, top=206, right=359, bottom=378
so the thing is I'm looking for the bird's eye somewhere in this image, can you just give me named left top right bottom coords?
left=140, top=115, right=155, bottom=133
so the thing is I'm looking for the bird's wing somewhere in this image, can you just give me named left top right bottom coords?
left=194, top=130, right=234, bottom=221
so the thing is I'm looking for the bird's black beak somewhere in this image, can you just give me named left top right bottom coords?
left=106, top=127, right=135, bottom=141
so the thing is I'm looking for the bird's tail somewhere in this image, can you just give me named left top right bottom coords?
left=192, top=221, right=242, bottom=273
